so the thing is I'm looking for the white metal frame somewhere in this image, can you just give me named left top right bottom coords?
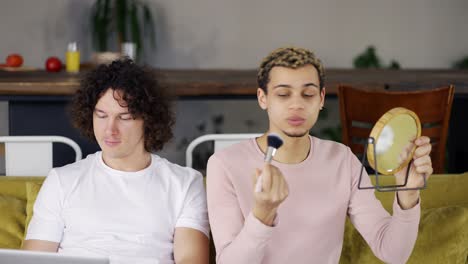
left=0, top=136, right=82, bottom=176
left=185, top=133, right=261, bottom=168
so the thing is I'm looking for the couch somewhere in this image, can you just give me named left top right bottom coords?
left=1, top=174, right=467, bottom=263
left=341, top=173, right=468, bottom=264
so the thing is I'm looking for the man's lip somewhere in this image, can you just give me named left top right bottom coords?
left=288, top=117, right=305, bottom=121
left=287, top=117, right=306, bottom=126
left=104, top=140, right=121, bottom=145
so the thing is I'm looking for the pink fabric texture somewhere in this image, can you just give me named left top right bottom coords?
left=207, top=136, right=420, bottom=264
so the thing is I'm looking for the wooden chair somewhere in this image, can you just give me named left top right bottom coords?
left=338, top=85, right=454, bottom=174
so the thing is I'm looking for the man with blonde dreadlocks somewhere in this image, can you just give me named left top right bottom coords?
left=206, top=47, right=433, bottom=263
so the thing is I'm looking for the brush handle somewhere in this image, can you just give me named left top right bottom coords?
left=255, top=173, right=263, bottom=193
left=264, top=147, right=277, bottom=163
left=257, top=147, right=278, bottom=192
left=256, top=134, right=282, bottom=193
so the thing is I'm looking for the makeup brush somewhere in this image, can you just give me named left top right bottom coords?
left=255, top=133, right=284, bottom=192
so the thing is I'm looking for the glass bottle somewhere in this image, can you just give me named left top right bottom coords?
left=66, top=42, right=80, bottom=73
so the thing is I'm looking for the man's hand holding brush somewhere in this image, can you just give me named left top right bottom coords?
left=253, top=164, right=289, bottom=226
left=252, top=133, right=289, bottom=226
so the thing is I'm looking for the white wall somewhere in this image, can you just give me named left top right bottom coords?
left=1, top=0, right=467, bottom=69
left=1, top=0, right=467, bottom=166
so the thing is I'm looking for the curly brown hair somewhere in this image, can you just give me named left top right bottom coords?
left=70, top=59, right=175, bottom=152
left=257, top=47, right=325, bottom=92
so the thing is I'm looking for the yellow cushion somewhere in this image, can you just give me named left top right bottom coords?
left=0, top=176, right=45, bottom=200
left=370, top=174, right=468, bottom=210
left=340, top=206, right=468, bottom=264
left=409, top=206, right=468, bottom=263
left=0, top=194, right=26, bottom=249
left=21, top=181, right=43, bottom=247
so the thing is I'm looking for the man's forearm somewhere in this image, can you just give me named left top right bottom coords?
left=22, top=239, right=59, bottom=252
left=252, top=205, right=278, bottom=226
left=397, top=190, right=420, bottom=210
left=216, top=213, right=273, bottom=264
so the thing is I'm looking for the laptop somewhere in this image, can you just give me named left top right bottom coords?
left=0, top=248, right=110, bottom=264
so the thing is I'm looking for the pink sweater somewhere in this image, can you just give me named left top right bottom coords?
left=207, top=136, right=420, bottom=264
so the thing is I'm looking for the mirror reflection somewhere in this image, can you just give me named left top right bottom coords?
left=368, top=108, right=421, bottom=175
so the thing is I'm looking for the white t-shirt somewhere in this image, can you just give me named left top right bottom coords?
left=26, top=152, right=209, bottom=264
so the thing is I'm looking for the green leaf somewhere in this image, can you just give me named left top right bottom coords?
left=388, top=60, right=401, bottom=69
left=453, top=56, right=468, bottom=69
left=129, top=1, right=142, bottom=56
left=89, top=0, right=156, bottom=54
left=353, top=46, right=381, bottom=69
left=115, top=0, right=127, bottom=43
left=100, top=0, right=111, bottom=51
left=90, top=0, right=111, bottom=51
left=143, top=5, right=156, bottom=49
left=90, top=1, right=100, bottom=50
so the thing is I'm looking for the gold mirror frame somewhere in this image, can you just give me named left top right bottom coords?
left=367, top=107, right=421, bottom=175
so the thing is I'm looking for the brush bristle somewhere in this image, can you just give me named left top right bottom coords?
left=267, top=133, right=283, bottom=149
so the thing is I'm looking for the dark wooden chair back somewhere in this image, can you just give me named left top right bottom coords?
left=338, top=85, right=454, bottom=174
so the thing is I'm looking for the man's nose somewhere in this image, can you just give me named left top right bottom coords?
left=289, top=95, right=305, bottom=110
left=105, top=118, right=118, bottom=135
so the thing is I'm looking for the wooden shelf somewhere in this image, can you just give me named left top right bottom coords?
left=0, top=69, right=467, bottom=97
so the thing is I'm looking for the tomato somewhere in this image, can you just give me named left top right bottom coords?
left=45, top=57, right=62, bottom=72
left=6, top=54, right=23, bottom=67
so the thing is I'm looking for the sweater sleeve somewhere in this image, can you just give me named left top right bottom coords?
left=206, top=154, right=274, bottom=264
left=347, top=150, right=420, bottom=264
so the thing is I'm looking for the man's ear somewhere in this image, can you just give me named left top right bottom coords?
left=257, top=88, right=268, bottom=110
left=320, top=87, right=326, bottom=109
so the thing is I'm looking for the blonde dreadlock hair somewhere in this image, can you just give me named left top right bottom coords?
left=257, top=47, right=325, bottom=92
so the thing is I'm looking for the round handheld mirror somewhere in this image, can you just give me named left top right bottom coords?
left=367, top=107, right=421, bottom=175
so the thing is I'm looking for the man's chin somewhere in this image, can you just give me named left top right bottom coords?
left=283, top=130, right=309, bottom=138
left=100, top=147, right=124, bottom=158
left=102, top=152, right=122, bottom=160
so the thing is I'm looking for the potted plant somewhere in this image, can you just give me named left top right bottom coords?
left=90, top=0, right=156, bottom=63
left=353, top=45, right=401, bottom=69
left=453, top=56, right=468, bottom=69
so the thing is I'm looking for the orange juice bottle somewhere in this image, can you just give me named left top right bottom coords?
left=66, top=42, right=80, bottom=73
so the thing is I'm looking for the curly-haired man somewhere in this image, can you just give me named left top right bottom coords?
left=207, top=47, right=433, bottom=263
left=23, top=59, right=210, bottom=264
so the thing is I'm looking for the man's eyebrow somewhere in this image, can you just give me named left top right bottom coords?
left=94, top=108, right=131, bottom=115
left=272, top=83, right=319, bottom=89
left=304, top=83, right=319, bottom=88
left=272, top=84, right=292, bottom=89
